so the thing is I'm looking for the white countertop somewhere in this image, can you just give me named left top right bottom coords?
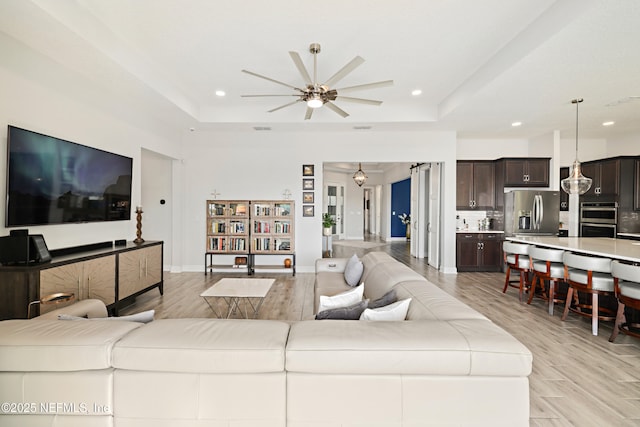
left=506, top=236, right=640, bottom=263
left=618, top=233, right=640, bottom=239
left=456, top=230, right=504, bottom=234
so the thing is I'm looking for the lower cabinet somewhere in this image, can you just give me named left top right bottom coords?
left=118, top=244, right=163, bottom=300
left=456, top=233, right=503, bottom=272
left=40, top=256, right=116, bottom=314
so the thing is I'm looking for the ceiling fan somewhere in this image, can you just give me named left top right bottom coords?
left=241, top=43, right=393, bottom=120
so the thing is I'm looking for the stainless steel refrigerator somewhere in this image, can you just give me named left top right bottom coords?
left=504, top=190, right=560, bottom=236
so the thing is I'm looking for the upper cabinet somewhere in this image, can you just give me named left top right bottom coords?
left=456, top=161, right=495, bottom=210
left=580, top=159, right=620, bottom=197
left=500, top=158, right=550, bottom=187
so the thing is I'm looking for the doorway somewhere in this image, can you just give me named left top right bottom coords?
left=324, top=182, right=345, bottom=239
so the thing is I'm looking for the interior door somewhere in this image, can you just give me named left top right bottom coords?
left=325, top=183, right=345, bottom=239
left=428, top=163, right=441, bottom=269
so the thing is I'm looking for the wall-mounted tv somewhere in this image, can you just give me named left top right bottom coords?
left=5, top=125, right=133, bottom=227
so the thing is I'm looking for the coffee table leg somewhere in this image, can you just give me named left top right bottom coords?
left=202, top=297, right=223, bottom=318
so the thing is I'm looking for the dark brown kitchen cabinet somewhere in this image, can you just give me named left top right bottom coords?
left=559, top=167, right=569, bottom=211
left=580, top=159, right=620, bottom=197
left=456, top=233, right=502, bottom=272
left=635, top=159, right=640, bottom=211
left=456, top=161, right=495, bottom=210
left=502, top=158, right=550, bottom=187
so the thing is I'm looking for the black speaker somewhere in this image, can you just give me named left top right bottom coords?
left=0, top=234, right=51, bottom=265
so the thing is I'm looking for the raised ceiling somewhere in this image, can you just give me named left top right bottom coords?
left=1, top=0, right=639, bottom=139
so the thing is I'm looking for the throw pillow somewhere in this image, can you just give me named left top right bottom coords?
left=318, top=283, right=364, bottom=313
left=58, top=309, right=155, bottom=324
left=343, top=254, right=364, bottom=287
left=368, top=289, right=397, bottom=309
left=359, top=298, right=411, bottom=321
left=315, top=299, right=369, bottom=320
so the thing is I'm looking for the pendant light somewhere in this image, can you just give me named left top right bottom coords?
left=561, top=98, right=592, bottom=195
left=353, top=163, right=367, bottom=187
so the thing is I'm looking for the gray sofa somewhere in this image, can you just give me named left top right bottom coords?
left=0, top=252, right=532, bottom=426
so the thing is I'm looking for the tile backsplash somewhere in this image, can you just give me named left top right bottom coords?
left=456, top=211, right=488, bottom=231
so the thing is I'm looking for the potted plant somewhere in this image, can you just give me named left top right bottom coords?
left=322, top=213, right=335, bottom=236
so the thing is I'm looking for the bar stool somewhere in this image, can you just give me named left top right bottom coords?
left=609, top=260, right=640, bottom=342
left=502, top=241, right=531, bottom=302
left=527, top=246, right=566, bottom=315
left=561, top=252, right=615, bottom=336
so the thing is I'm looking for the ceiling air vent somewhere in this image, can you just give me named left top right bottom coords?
left=253, top=126, right=272, bottom=131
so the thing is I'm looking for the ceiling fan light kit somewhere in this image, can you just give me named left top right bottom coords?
left=242, top=43, right=393, bottom=120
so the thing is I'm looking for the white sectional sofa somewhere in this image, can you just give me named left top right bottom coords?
left=0, top=252, right=532, bottom=426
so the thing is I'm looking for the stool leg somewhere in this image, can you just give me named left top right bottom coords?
left=548, top=280, right=555, bottom=316
left=527, top=274, right=538, bottom=305
left=592, top=294, right=599, bottom=336
left=609, top=302, right=625, bottom=343
left=518, top=270, right=525, bottom=302
left=562, top=287, right=574, bottom=321
left=503, top=267, right=511, bottom=293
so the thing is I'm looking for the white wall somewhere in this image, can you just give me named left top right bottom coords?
left=179, top=130, right=457, bottom=273
left=0, top=60, right=179, bottom=251
left=457, top=139, right=529, bottom=159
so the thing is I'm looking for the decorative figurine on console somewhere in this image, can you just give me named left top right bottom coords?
left=134, top=206, right=145, bottom=244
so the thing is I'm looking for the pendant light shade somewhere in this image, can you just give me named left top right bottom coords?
left=561, top=98, right=592, bottom=195
left=353, top=163, right=367, bottom=187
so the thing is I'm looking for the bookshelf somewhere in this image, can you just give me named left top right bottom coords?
left=205, top=200, right=250, bottom=274
left=205, top=200, right=295, bottom=275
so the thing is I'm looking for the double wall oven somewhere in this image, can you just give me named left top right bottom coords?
left=580, top=202, right=617, bottom=238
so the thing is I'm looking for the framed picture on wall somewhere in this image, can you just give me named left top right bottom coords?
left=303, top=205, right=314, bottom=217
left=303, top=178, right=314, bottom=190
left=303, top=192, right=314, bottom=203
left=302, top=164, right=315, bottom=176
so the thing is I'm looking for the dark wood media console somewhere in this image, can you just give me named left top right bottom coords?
left=0, top=240, right=163, bottom=320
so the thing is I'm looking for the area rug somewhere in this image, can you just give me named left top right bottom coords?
left=332, top=240, right=389, bottom=249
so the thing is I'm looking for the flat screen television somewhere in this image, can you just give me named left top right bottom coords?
left=5, top=125, right=133, bottom=227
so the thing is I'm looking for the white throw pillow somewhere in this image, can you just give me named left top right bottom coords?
left=318, top=284, right=364, bottom=313
left=359, top=298, right=411, bottom=321
left=343, top=254, right=364, bottom=287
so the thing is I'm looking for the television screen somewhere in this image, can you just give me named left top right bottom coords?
left=6, top=126, right=133, bottom=227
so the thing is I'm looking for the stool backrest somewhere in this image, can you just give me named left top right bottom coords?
left=611, top=260, right=640, bottom=284
left=503, top=241, right=529, bottom=256
left=529, top=246, right=564, bottom=263
left=563, top=252, right=612, bottom=274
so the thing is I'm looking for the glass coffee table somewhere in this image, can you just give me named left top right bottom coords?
left=200, top=278, right=274, bottom=319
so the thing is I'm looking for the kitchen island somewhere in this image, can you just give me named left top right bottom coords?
left=506, top=236, right=640, bottom=263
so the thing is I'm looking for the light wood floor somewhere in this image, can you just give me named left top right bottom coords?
left=121, top=238, right=640, bottom=426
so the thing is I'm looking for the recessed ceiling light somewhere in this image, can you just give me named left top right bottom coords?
left=602, top=121, right=615, bottom=126
left=511, top=121, right=522, bottom=127
left=411, top=89, right=422, bottom=96
left=215, top=90, right=226, bottom=97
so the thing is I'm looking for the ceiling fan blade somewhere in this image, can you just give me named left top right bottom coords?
left=304, top=107, right=314, bottom=120
left=242, top=69, right=304, bottom=92
left=241, top=94, right=300, bottom=97
left=336, top=96, right=383, bottom=106
left=324, top=101, right=350, bottom=118
left=289, top=51, right=312, bottom=85
left=336, top=80, right=394, bottom=93
left=323, top=56, right=365, bottom=88
left=267, top=99, right=303, bottom=113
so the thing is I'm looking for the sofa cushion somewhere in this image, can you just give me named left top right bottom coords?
left=314, top=271, right=352, bottom=312
left=112, top=319, right=289, bottom=373
left=360, top=251, right=396, bottom=283
left=395, top=280, right=488, bottom=321
left=364, top=262, right=425, bottom=301
left=344, top=254, right=364, bottom=286
left=317, top=284, right=364, bottom=313
left=58, top=309, right=155, bottom=323
left=315, top=299, right=369, bottom=320
left=286, top=319, right=532, bottom=377
left=360, top=298, right=411, bottom=321
left=0, top=319, right=141, bottom=371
